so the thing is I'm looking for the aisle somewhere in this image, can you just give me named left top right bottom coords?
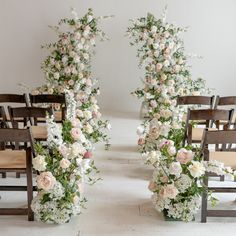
left=1, top=111, right=236, bottom=236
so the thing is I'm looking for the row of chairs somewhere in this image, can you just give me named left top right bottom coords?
left=177, top=95, right=236, bottom=222
left=0, top=93, right=66, bottom=221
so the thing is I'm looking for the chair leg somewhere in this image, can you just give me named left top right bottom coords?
left=220, top=175, right=225, bottom=182
left=26, top=150, right=34, bottom=221
left=16, top=172, right=20, bottom=178
left=1, top=172, right=6, bottom=178
left=201, top=176, right=208, bottom=223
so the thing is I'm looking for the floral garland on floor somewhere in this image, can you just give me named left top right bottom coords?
left=127, top=8, right=235, bottom=222
left=31, top=8, right=112, bottom=224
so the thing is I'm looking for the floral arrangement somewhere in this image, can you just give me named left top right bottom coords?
left=33, top=8, right=112, bottom=146
left=31, top=9, right=112, bottom=224
left=127, top=8, right=235, bottom=221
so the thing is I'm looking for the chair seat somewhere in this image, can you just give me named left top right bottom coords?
left=192, top=128, right=218, bottom=141
left=37, top=111, right=62, bottom=122
left=31, top=126, right=47, bottom=139
left=210, top=151, right=236, bottom=169
left=0, top=150, right=26, bottom=169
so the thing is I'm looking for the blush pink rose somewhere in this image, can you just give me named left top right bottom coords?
left=138, top=138, right=145, bottom=145
left=84, top=151, right=92, bottom=159
left=36, top=172, right=56, bottom=191
left=176, top=148, right=194, bottom=164
left=159, top=184, right=179, bottom=199
left=71, top=128, right=81, bottom=140
left=148, top=181, right=157, bottom=192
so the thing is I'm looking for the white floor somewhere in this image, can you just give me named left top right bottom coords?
left=0, top=111, right=236, bottom=236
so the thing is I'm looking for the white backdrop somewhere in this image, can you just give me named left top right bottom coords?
left=0, top=0, right=236, bottom=113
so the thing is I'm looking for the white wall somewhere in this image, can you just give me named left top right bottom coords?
left=0, top=0, right=236, bottom=113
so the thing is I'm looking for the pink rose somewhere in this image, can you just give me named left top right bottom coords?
left=84, top=151, right=92, bottom=159
left=176, top=148, right=194, bottom=164
left=36, top=172, right=56, bottom=191
left=160, top=175, right=169, bottom=183
left=58, top=144, right=69, bottom=158
left=148, top=181, right=157, bottom=192
left=138, top=138, right=145, bottom=145
left=71, top=118, right=81, bottom=128
left=71, top=128, right=81, bottom=140
left=159, top=184, right=179, bottom=199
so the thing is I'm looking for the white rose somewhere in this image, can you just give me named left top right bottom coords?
left=169, top=162, right=182, bottom=176
left=147, top=151, right=161, bottom=165
left=137, top=126, right=144, bottom=136
left=83, top=110, right=92, bottom=120
left=32, top=155, right=47, bottom=172
left=188, top=161, right=205, bottom=178
left=163, top=60, right=170, bottom=67
left=62, top=56, right=68, bottom=64
left=152, top=43, right=159, bottom=49
left=87, top=15, right=93, bottom=23
left=167, top=146, right=176, bottom=156
left=85, top=124, right=93, bottom=134
left=151, top=25, right=157, bottom=33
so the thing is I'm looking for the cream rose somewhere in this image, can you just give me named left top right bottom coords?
left=36, top=172, right=56, bottom=191
left=188, top=161, right=205, bottom=178
left=60, top=158, right=71, bottom=169
left=32, top=155, right=47, bottom=172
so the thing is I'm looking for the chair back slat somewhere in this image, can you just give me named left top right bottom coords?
left=188, top=109, right=234, bottom=121
left=29, top=94, right=66, bottom=105
left=0, top=128, right=32, bottom=142
left=202, top=130, right=236, bottom=145
left=9, top=107, right=53, bottom=119
left=0, top=94, right=27, bottom=103
left=177, top=96, right=215, bottom=107
left=215, top=96, right=236, bottom=106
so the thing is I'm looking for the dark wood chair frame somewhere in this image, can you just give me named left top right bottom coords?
left=0, top=128, right=36, bottom=221
left=214, top=96, right=236, bottom=126
left=184, top=109, right=234, bottom=146
left=201, top=129, right=236, bottom=223
left=26, top=94, right=66, bottom=122
left=177, top=95, right=215, bottom=108
left=8, top=107, right=53, bottom=178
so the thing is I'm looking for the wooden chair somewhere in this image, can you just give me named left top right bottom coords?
left=214, top=96, right=236, bottom=125
left=184, top=109, right=234, bottom=146
left=26, top=94, right=66, bottom=123
left=177, top=95, right=215, bottom=124
left=8, top=107, right=53, bottom=141
left=8, top=107, right=53, bottom=178
left=201, top=129, right=236, bottom=223
left=0, top=128, right=35, bottom=221
left=0, top=94, right=27, bottom=126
